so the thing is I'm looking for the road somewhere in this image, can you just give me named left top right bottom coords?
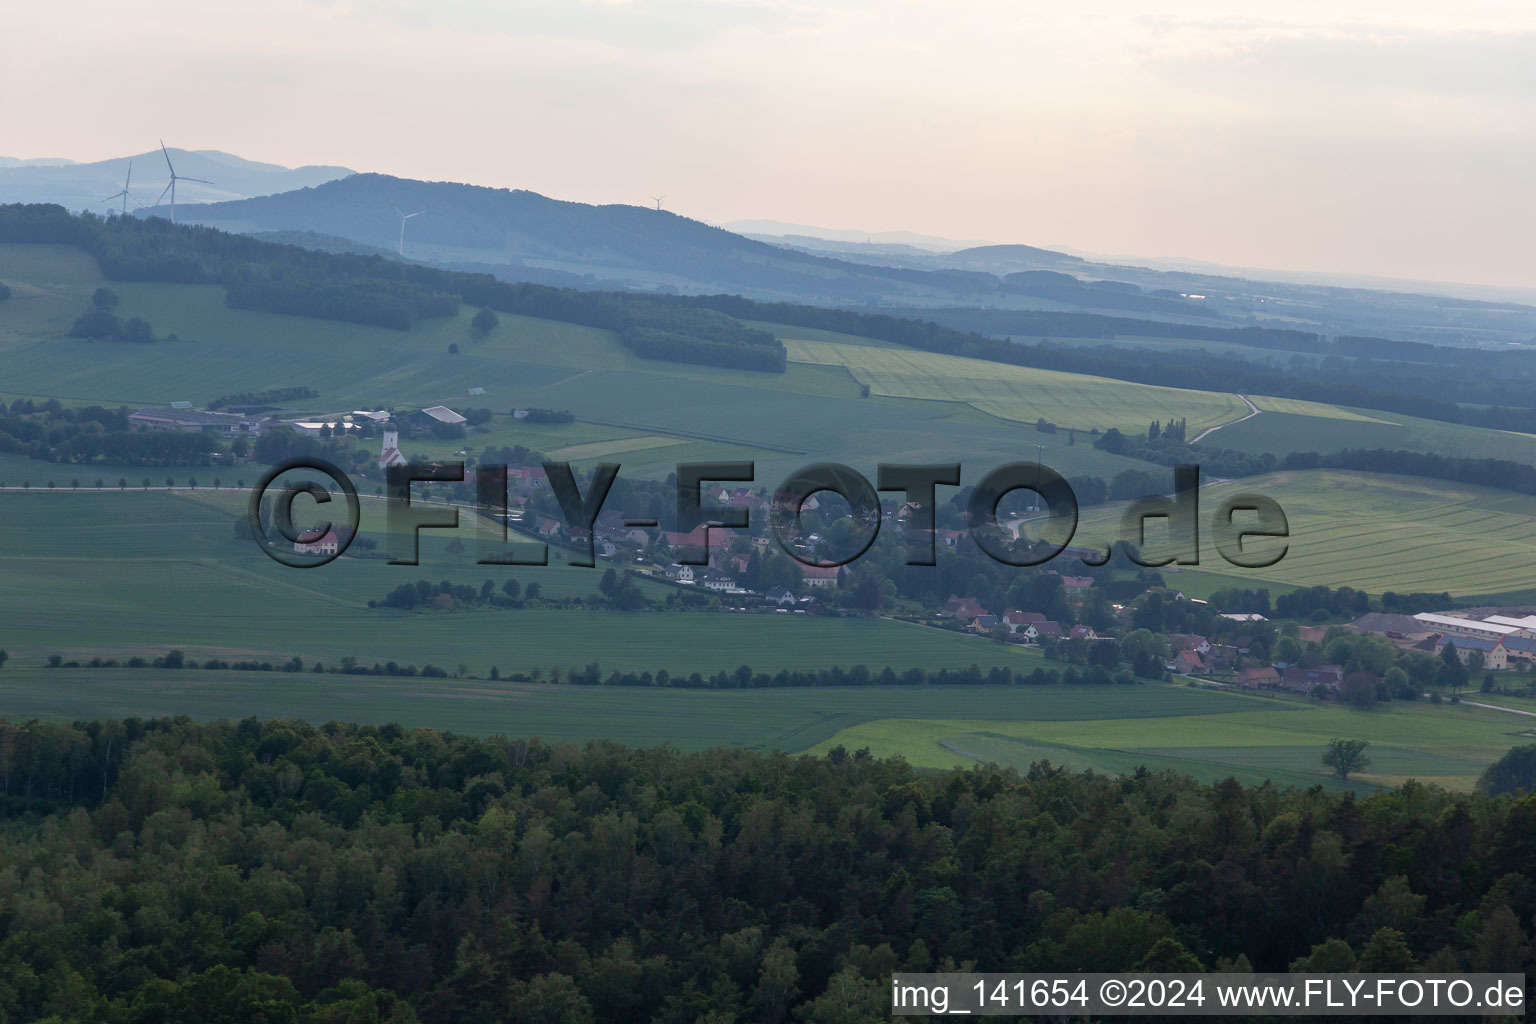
left=1452, top=698, right=1536, bottom=719
left=1189, top=394, right=1259, bottom=444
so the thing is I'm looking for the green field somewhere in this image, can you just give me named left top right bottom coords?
left=1213, top=400, right=1536, bottom=465
left=0, top=490, right=1049, bottom=678
left=782, top=338, right=1251, bottom=434
left=802, top=686, right=1534, bottom=791
left=5, top=241, right=1536, bottom=793
left=1078, top=468, right=1536, bottom=597
left=0, top=243, right=1155, bottom=484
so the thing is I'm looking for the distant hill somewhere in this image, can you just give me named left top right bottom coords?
left=162, top=173, right=1016, bottom=303
left=0, top=148, right=353, bottom=213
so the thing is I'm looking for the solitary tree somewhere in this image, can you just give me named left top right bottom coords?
left=142, top=478, right=150, bottom=490
left=471, top=307, right=500, bottom=338
left=118, top=477, right=127, bottom=490
left=94, top=478, right=104, bottom=489
left=165, top=476, right=174, bottom=489
left=1323, top=737, right=1371, bottom=780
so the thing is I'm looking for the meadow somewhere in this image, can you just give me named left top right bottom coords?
left=1078, top=468, right=1536, bottom=597
left=802, top=685, right=1535, bottom=792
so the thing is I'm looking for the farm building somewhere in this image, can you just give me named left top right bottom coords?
left=129, top=406, right=269, bottom=437
left=1237, top=666, right=1280, bottom=689
left=1438, top=634, right=1508, bottom=669
left=1413, top=613, right=1521, bottom=640
left=409, top=406, right=468, bottom=429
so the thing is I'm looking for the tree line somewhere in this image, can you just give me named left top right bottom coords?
left=0, top=716, right=1529, bottom=1021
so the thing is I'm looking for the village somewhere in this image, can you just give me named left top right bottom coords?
left=129, top=398, right=1532, bottom=705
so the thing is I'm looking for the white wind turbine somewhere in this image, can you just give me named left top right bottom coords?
left=102, top=162, right=137, bottom=215
left=650, top=195, right=666, bottom=211
left=153, top=140, right=213, bottom=224
left=392, top=204, right=424, bottom=256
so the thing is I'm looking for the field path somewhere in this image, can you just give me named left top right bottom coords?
left=1190, top=394, right=1259, bottom=443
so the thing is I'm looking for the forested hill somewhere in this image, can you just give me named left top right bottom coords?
left=164, top=173, right=976, bottom=301
left=163, top=174, right=1210, bottom=314
left=0, top=716, right=1532, bottom=1022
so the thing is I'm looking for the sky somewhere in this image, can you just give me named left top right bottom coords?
left=4, top=0, right=1534, bottom=287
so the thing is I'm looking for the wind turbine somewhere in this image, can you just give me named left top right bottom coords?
left=392, top=205, right=423, bottom=256
left=650, top=195, right=666, bottom=211
left=102, top=162, right=136, bottom=215
left=153, top=140, right=212, bottom=224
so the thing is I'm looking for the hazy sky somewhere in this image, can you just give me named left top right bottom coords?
left=5, top=0, right=1534, bottom=286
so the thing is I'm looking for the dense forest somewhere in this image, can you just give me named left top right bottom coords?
left=0, top=717, right=1530, bottom=1022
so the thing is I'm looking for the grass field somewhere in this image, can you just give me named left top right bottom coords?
left=782, top=339, right=1251, bottom=435
left=1078, top=469, right=1536, bottom=596
left=802, top=684, right=1534, bottom=791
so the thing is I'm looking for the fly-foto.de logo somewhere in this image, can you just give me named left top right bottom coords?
left=248, top=458, right=1289, bottom=571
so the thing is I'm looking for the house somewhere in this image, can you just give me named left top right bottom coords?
left=596, top=539, right=618, bottom=559
left=665, top=564, right=696, bottom=583
left=1238, top=666, right=1280, bottom=689
left=293, top=529, right=339, bottom=557
left=1001, top=610, right=1046, bottom=634
left=1060, top=576, right=1094, bottom=590
left=801, top=564, right=841, bottom=589
left=765, top=587, right=796, bottom=607
left=510, top=466, right=548, bottom=489
left=940, top=597, right=988, bottom=620
left=969, top=614, right=999, bottom=634
left=1068, top=624, right=1098, bottom=641
left=1169, top=634, right=1211, bottom=656
left=937, top=529, right=965, bottom=549
left=663, top=525, right=715, bottom=550
left=1220, top=612, right=1269, bottom=622
left=534, top=517, right=562, bottom=539
left=1174, top=649, right=1206, bottom=675
left=1025, top=621, right=1063, bottom=642
left=698, top=569, right=737, bottom=592
left=1279, top=665, right=1343, bottom=693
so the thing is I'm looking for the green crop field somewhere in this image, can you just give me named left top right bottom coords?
left=802, top=685, right=1536, bottom=791
left=0, top=490, right=1050, bottom=678
left=1078, top=469, right=1536, bottom=596
left=782, top=338, right=1251, bottom=434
